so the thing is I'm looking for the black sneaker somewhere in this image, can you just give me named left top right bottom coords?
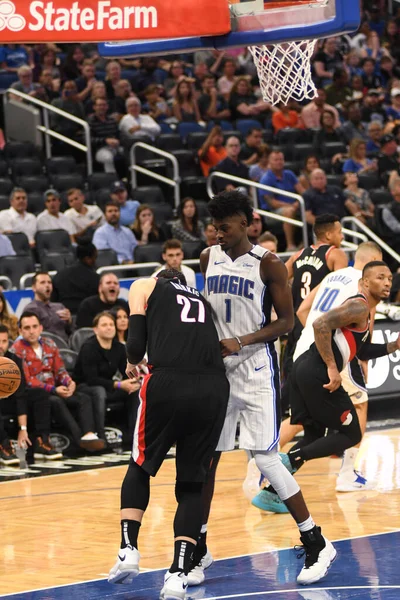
left=34, top=437, right=63, bottom=461
left=0, top=441, right=20, bottom=466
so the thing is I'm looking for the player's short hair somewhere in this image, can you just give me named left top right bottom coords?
left=208, top=190, right=253, bottom=225
left=355, top=241, right=382, bottom=261
left=99, top=271, right=118, bottom=285
left=32, top=271, right=51, bottom=286
left=19, top=311, right=41, bottom=328
left=0, top=324, right=9, bottom=336
left=93, top=311, right=116, bottom=328
left=157, top=268, right=187, bottom=285
left=362, top=260, right=389, bottom=278
left=105, top=200, right=120, bottom=210
left=162, top=239, right=182, bottom=253
left=259, top=231, right=278, bottom=246
left=313, top=214, right=339, bottom=238
left=76, top=242, right=97, bottom=261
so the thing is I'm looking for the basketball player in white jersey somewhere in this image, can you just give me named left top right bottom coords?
left=188, top=190, right=336, bottom=588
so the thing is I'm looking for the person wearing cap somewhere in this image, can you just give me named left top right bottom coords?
left=361, top=89, right=387, bottom=125
left=64, top=188, right=105, bottom=241
left=119, top=97, right=161, bottom=147
left=377, top=134, right=400, bottom=185
left=37, top=190, right=77, bottom=243
left=386, top=88, right=400, bottom=122
left=109, top=181, right=140, bottom=227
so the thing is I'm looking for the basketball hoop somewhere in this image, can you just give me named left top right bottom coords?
left=249, top=39, right=318, bottom=106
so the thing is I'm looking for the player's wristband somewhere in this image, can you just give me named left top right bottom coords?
left=235, top=336, right=243, bottom=350
left=117, top=382, right=122, bottom=389
left=20, top=426, right=27, bottom=431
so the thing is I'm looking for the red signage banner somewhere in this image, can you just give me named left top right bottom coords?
left=0, top=0, right=231, bottom=42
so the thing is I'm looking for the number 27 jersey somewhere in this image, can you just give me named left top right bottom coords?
left=205, top=244, right=271, bottom=358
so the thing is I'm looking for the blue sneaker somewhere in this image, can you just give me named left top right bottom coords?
left=279, top=452, right=297, bottom=474
left=251, top=489, right=289, bottom=513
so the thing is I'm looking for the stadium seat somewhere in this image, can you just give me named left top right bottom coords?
left=0, top=195, right=9, bottom=210
left=186, top=132, right=208, bottom=151
left=0, top=255, right=35, bottom=288
left=133, top=185, right=165, bottom=204
left=274, top=144, right=294, bottom=161
left=50, top=173, right=85, bottom=192
left=159, top=122, right=173, bottom=134
left=292, top=144, right=314, bottom=162
left=180, top=176, right=208, bottom=201
left=133, top=139, right=157, bottom=163
left=182, top=241, right=205, bottom=259
left=195, top=200, right=210, bottom=219
left=94, top=188, right=112, bottom=210
left=222, top=130, right=242, bottom=143
left=0, top=160, right=9, bottom=177
left=322, top=142, right=347, bottom=158
left=0, top=72, right=18, bottom=89
left=160, top=221, right=173, bottom=240
left=70, top=328, right=95, bottom=352
left=358, top=172, right=381, bottom=191
left=0, top=177, right=14, bottom=195
left=95, top=249, right=118, bottom=268
left=36, top=230, right=72, bottom=255
left=59, top=349, right=78, bottom=374
left=156, top=134, right=183, bottom=152
left=369, top=189, right=392, bottom=206
left=0, top=276, right=12, bottom=290
left=134, top=243, right=163, bottom=263
left=235, top=119, right=263, bottom=138
left=15, top=175, right=49, bottom=194
left=42, top=332, right=69, bottom=350
left=326, top=174, right=342, bottom=187
left=41, top=251, right=76, bottom=272
left=177, top=122, right=205, bottom=142
left=136, top=159, right=167, bottom=187
left=87, top=172, right=117, bottom=191
left=27, top=191, right=45, bottom=215
left=261, top=129, right=274, bottom=144
left=276, top=128, right=303, bottom=146
left=4, top=232, right=30, bottom=255
left=4, top=141, right=41, bottom=162
left=170, top=150, right=200, bottom=178
left=10, top=158, right=43, bottom=181
left=283, top=160, right=300, bottom=175
left=46, top=156, right=77, bottom=176
left=148, top=203, right=173, bottom=223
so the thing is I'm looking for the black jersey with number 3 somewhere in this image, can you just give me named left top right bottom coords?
left=291, top=244, right=334, bottom=311
left=146, top=277, right=225, bottom=371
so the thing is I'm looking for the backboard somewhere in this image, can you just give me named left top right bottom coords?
left=98, top=0, right=360, bottom=58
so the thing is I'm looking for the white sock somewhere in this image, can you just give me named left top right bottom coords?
left=339, top=447, right=358, bottom=475
left=297, top=515, right=315, bottom=533
left=200, top=524, right=207, bottom=534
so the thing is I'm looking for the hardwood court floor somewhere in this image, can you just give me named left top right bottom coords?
left=1, top=428, right=400, bottom=596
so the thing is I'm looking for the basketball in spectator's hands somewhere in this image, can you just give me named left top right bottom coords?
left=0, top=357, right=21, bottom=399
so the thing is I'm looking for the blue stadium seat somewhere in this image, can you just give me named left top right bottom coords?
left=177, top=122, right=205, bottom=142
left=235, top=119, right=263, bottom=137
left=0, top=73, right=18, bottom=89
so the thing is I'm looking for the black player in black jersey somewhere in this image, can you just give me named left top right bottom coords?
left=265, top=262, right=400, bottom=511
left=281, top=214, right=348, bottom=411
left=108, top=269, right=229, bottom=599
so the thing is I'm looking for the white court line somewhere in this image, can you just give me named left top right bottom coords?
left=2, top=528, right=400, bottom=598
left=200, top=586, right=400, bottom=599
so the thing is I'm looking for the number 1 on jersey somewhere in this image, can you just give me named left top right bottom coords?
left=225, top=298, right=232, bottom=323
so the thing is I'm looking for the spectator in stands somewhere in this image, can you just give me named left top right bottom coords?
left=0, top=44, right=33, bottom=72
left=143, top=84, right=171, bottom=122
left=65, top=188, right=105, bottom=241
left=229, top=77, right=270, bottom=122
left=303, top=169, right=346, bottom=223
left=380, top=56, right=400, bottom=88
left=217, top=59, right=238, bottom=100
left=300, top=88, right=341, bottom=129
left=259, top=150, right=304, bottom=250
left=247, top=211, right=263, bottom=245
left=12, top=311, right=104, bottom=451
left=89, top=97, right=123, bottom=174
left=0, top=324, right=61, bottom=463
left=212, top=136, right=249, bottom=193
left=198, top=126, right=227, bottom=177
left=314, top=37, right=344, bottom=86
left=204, top=222, right=217, bottom=247
left=360, top=30, right=388, bottom=61
left=313, top=109, right=346, bottom=156
left=153, top=239, right=197, bottom=288
left=39, top=69, right=60, bottom=102
left=110, top=79, right=134, bottom=121
left=361, top=58, right=383, bottom=90
left=75, top=60, right=97, bottom=102
left=73, top=311, right=140, bottom=440
left=366, top=120, right=383, bottom=152
left=0, top=188, right=37, bottom=247
left=164, top=60, right=186, bottom=98
left=172, top=197, right=206, bottom=243
left=0, top=234, right=16, bottom=258
left=377, top=134, right=400, bottom=184
left=76, top=272, right=129, bottom=329
left=172, top=78, right=202, bottom=123
left=51, top=81, right=85, bottom=157
left=343, top=139, right=378, bottom=173
left=341, top=102, right=369, bottom=143
left=198, top=73, right=230, bottom=122
left=25, top=272, right=72, bottom=342
left=382, top=20, right=400, bottom=59
left=92, top=200, right=137, bottom=264
left=131, top=204, right=166, bottom=245
left=298, top=155, right=321, bottom=190
left=367, top=6, right=386, bottom=37
left=324, top=68, right=352, bottom=107
left=84, top=81, right=108, bottom=116
left=361, top=89, right=387, bottom=124
left=62, top=44, right=84, bottom=80
left=33, top=47, right=61, bottom=83
left=51, top=242, right=100, bottom=314
left=0, top=290, right=18, bottom=340
left=386, top=87, right=400, bottom=121
left=105, top=61, right=122, bottom=100
left=36, top=189, right=77, bottom=242
left=272, top=101, right=303, bottom=134
left=111, top=306, right=129, bottom=344
left=380, top=177, right=400, bottom=256
left=109, top=181, right=140, bottom=227
left=343, top=172, right=375, bottom=224
left=249, top=144, right=271, bottom=182
left=119, top=97, right=161, bottom=145
left=10, top=65, right=41, bottom=96
left=259, top=231, right=278, bottom=253
left=239, top=128, right=263, bottom=165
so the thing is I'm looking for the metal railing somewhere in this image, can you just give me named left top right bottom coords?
left=0, top=276, right=12, bottom=291
left=207, top=171, right=309, bottom=248
left=4, top=89, right=93, bottom=176
left=342, top=217, right=400, bottom=266
left=130, top=142, right=180, bottom=208
left=20, top=270, right=57, bottom=290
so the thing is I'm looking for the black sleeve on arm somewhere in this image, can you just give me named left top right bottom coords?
left=357, top=342, right=390, bottom=361
left=126, top=315, right=147, bottom=364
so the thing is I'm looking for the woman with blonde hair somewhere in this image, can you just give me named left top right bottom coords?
left=131, top=204, right=165, bottom=245
left=0, top=291, right=18, bottom=340
left=342, top=139, right=377, bottom=174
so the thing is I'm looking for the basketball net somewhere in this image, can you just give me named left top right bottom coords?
left=249, top=39, right=318, bottom=105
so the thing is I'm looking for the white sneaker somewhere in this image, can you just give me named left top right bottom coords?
left=160, top=571, right=188, bottom=599
left=108, top=545, right=140, bottom=584
left=336, top=470, right=372, bottom=492
left=297, top=528, right=336, bottom=585
left=187, top=550, right=213, bottom=586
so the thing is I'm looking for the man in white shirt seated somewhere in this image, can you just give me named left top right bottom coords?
left=64, top=188, right=105, bottom=241
left=119, top=97, right=161, bottom=146
left=152, top=239, right=197, bottom=289
left=0, top=188, right=37, bottom=247
left=37, top=190, right=77, bottom=242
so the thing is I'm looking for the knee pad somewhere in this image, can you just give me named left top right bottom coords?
left=175, top=481, right=203, bottom=503
left=254, top=449, right=300, bottom=501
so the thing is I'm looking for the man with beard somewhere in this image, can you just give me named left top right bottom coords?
left=76, top=272, right=129, bottom=328
left=93, top=201, right=137, bottom=264
left=25, top=272, right=72, bottom=342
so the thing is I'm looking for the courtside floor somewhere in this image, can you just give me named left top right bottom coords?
left=1, top=428, right=400, bottom=600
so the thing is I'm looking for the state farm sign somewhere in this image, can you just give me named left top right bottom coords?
left=0, top=0, right=231, bottom=42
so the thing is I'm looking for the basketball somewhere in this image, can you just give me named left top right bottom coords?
left=0, top=356, right=21, bottom=399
